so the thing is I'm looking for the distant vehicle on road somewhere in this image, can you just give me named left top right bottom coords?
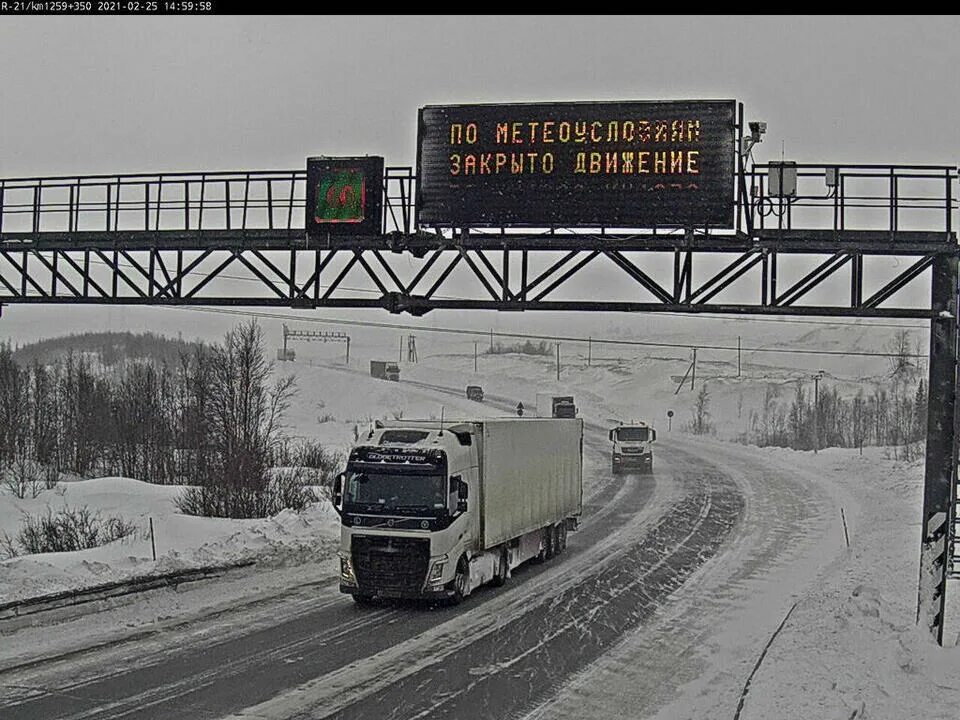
left=370, top=360, right=400, bottom=381
left=332, top=417, right=583, bottom=605
left=466, top=385, right=484, bottom=402
left=535, top=393, right=577, bottom=418
left=609, top=421, right=657, bottom=474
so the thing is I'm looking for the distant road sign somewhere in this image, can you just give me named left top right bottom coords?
left=416, top=100, right=736, bottom=229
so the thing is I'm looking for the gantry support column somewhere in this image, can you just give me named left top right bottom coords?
left=918, top=253, right=958, bottom=644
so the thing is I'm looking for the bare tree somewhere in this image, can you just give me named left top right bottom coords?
left=178, top=320, right=298, bottom=518
left=690, top=383, right=712, bottom=435
left=0, top=343, right=29, bottom=470
left=886, top=330, right=917, bottom=380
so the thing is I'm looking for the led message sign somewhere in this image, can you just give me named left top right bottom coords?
left=416, top=101, right=736, bottom=228
left=306, top=156, right=383, bottom=238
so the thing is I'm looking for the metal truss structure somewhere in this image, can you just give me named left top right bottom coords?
left=281, top=323, right=349, bottom=363
left=0, top=156, right=957, bottom=643
left=0, top=164, right=954, bottom=317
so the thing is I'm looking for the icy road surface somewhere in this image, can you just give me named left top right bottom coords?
left=0, top=379, right=846, bottom=719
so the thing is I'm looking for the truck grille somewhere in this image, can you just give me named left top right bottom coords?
left=352, top=535, right=430, bottom=592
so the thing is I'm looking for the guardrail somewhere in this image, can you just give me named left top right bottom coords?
left=0, top=168, right=416, bottom=237
left=0, top=560, right=254, bottom=621
left=745, top=163, right=958, bottom=235
left=0, top=164, right=955, bottom=240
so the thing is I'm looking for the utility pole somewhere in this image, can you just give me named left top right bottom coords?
left=556, top=343, right=561, bottom=381
left=691, top=348, right=697, bottom=390
left=474, top=342, right=478, bottom=373
left=489, top=328, right=494, bottom=352
left=737, top=335, right=741, bottom=378
left=813, top=369, right=824, bottom=454
left=345, top=336, right=350, bottom=365
left=399, top=335, right=403, bottom=363
left=588, top=337, right=592, bottom=366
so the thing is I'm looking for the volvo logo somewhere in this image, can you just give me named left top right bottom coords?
left=387, top=519, right=395, bottom=527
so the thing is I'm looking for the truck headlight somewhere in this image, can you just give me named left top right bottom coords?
left=339, top=554, right=357, bottom=586
left=426, top=555, right=448, bottom=586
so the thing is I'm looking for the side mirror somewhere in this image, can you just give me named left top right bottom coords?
left=332, top=472, right=345, bottom=508
left=457, top=499, right=468, bottom=513
left=608, top=429, right=615, bottom=442
left=651, top=430, right=657, bottom=442
left=458, top=479, right=469, bottom=500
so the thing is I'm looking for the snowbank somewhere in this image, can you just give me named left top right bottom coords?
left=0, top=476, right=340, bottom=603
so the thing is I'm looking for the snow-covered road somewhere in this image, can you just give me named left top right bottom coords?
left=524, top=435, right=851, bottom=719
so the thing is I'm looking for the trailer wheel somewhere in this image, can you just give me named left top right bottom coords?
left=449, top=555, right=470, bottom=605
left=352, top=593, right=376, bottom=606
left=491, top=547, right=509, bottom=587
left=536, top=527, right=551, bottom=563
left=556, top=523, right=567, bottom=553
left=611, top=461, right=622, bottom=475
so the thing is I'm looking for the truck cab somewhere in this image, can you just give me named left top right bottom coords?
left=333, top=424, right=473, bottom=604
left=609, top=422, right=656, bottom=474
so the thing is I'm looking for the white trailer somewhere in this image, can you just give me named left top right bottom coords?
left=332, top=417, right=583, bottom=604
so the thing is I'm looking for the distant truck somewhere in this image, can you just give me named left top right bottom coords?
left=535, top=393, right=577, bottom=418
left=609, top=421, right=657, bottom=474
left=370, top=360, right=400, bottom=381
left=465, top=385, right=484, bottom=402
left=332, top=417, right=583, bottom=604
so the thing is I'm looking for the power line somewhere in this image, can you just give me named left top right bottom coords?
left=163, top=305, right=926, bottom=359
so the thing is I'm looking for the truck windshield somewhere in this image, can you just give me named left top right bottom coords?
left=617, top=427, right=650, bottom=441
left=344, top=471, right=448, bottom=513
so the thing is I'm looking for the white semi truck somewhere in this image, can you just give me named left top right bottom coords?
left=609, top=421, right=657, bottom=474
left=332, top=417, right=583, bottom=604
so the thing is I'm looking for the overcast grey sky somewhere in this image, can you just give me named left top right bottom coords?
left=1, top=15, right=957, bottom=346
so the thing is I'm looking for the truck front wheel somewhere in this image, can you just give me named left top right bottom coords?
left=352, top=593, right=376, bottom=606
left=449, top=556, right=470, bottom=605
